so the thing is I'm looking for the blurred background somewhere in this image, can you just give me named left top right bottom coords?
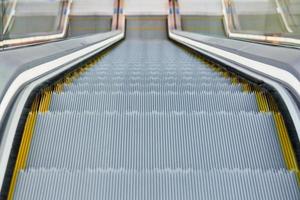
left=0, top=0, right=299, bottom=49
left=179, top=0, right=300, bottom=38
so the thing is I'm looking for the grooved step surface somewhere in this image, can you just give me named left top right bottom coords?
left=88, top=67, right=215, bottom=72
left=63, top=83, right=243, bottom=92
left=80, top=71, right=221, bottom=77
left=49, top=92, right=258, bottom=112
left=14, top=169, right=300, bottom=200
left=27, top=112, right=285, bottom=169
left=72, top=77, right=232, bottom=84
left=75, top=76, right=229, bottom=82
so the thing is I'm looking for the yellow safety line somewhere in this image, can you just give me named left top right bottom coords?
left=38, top=92, right=46, bottom=112
left=242, top=82, right=253, bottom=93
left=188, top=45, right=300, bottom=184
left=38, top=88, right=52, bottom=113
left=255, top=92, right=269, bottom=112
left=254, top=88, right=299, bottom=184
left=7, top=51, right=108, bottom=199
left=231, top=77, right=239, bottom=85
left=7, top=97, right=39, bottom=200
left=273, top=113, right=299, bottom=171
left=266, top=94, right=279, bottom=112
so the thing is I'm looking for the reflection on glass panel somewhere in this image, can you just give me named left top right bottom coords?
left=222, top=0, right=300, bottom=45
left=68, top=16, right=112, bottom=37
left=0, top=0, right=116, bottom=49
left=68, top=0, right=114, bottom=37
left=178, top=0, right=226, bottom=37
left=277, top=0, right=300, bottom=34
left=0, top=1, right=3, bottom=41
left=3, top=0, right=66, bottom=40
left=2, top=0, right=17, bottom=38
left=177, top=0, right=300, bottom=46
left=181, top=15, right=225, bottom=37
left=227, top=0, right=300, bottom=42
left=232, top=0, right=287, bottom=34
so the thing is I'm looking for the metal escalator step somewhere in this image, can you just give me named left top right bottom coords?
left=13, top=169, right=300, bottom=200
left=75, top=76, right=223, bottom=81
left=87, top=68, right=216, bottom=73
left=72, top=77, right=232, bottom=84
left=49, top=92, right=258, bottom=112
left=63, top=83, right=242, bottom=92
left=80, top=72, right=221, bottom=78
left=92, top=61, right=211, bottom=65
left=92, top=60, right=211, bottom=65
left=83, top=69, right=216, bottom=73
left=26, top=112, right=285, bottom=169
left=95, top=60, right=205, bottom=64
left=97, top=59, right=202, bottom=64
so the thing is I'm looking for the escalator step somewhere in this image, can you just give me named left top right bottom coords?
left=76, top=75, right=224, bottom=81
left=13, top=169, right=300, bottom=200
left=72, top=77, right=232, bottom=84
left=88, top=67, right=215, bottom=72
left=49, top=92, right=258, bottom=112
left=26, top=112, right=285, bottom=169
left=81, top=70, right=219, bottom=76
left=79, top=73, right=222, bottom=79
left=63, top=83, right=242, bottom=92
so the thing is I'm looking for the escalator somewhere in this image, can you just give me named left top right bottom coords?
left=5, top=16, right=300, bottom=199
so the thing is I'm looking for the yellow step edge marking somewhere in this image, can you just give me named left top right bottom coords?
left=7, top=52, right=106, bottom=199
left=56, top=82, right=64, bottom=93
left=7, top=97, right=39, bottom=200
left=38, top=88, right=53, bottom=113
left=221, top=71, right=229, bottom=78
left=38, top=92, right=47, bottom=113
left=242, top=83, right=252, bottom=93
left=255, top=92, right=263, bottom=111
left=273, top=113, right=299, bottom=171
left=45, top=90, right=52, bottom=112
left=262, top=92, right=270, bottom=112
left=266, top=94, right=279, bottom=112
left=194, top=52, right=300, bottom=184
left=231, top=77, right=239, bottom=85
left=255, top=92, right=269, bottom=112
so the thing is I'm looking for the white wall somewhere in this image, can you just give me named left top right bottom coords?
left=178, top=0, right=223, bottom=16
left=71, top=0, right=114, bottom=15
left=124, top=0, right=169, bottom=15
